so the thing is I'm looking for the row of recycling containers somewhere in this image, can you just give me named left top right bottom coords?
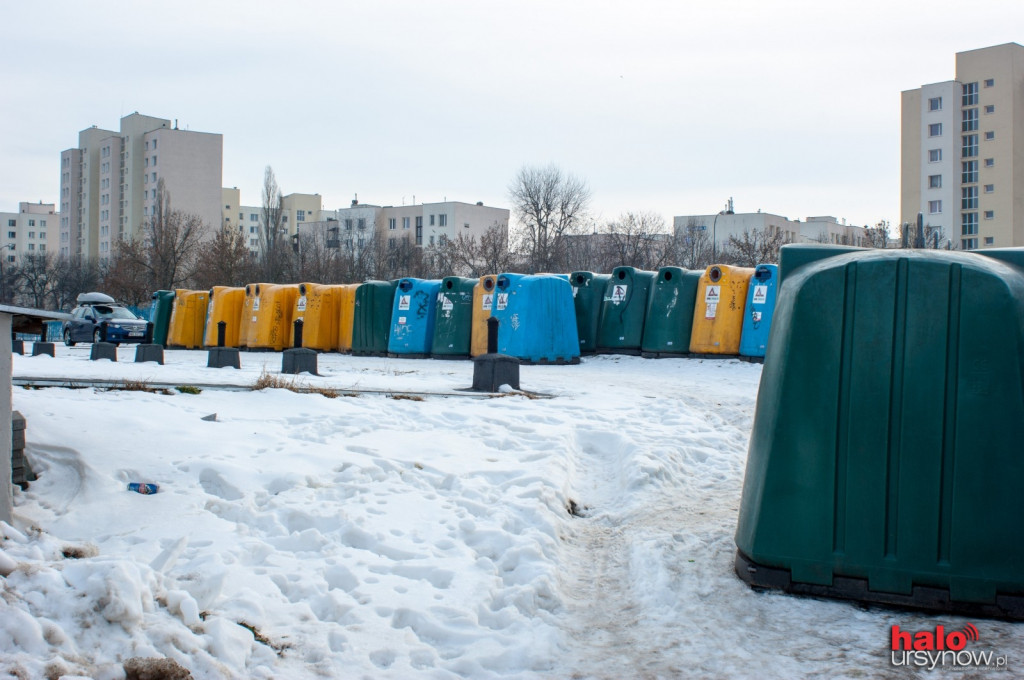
left=149, top=263, right=779, bottom=363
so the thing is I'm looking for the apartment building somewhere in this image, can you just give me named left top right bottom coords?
left=0, top=202, right=58, bottom=263
left=224, top=190, right=324, bottom=253
left=901, top=43, right=1024, bottom=250
left=59, top=113, right=223, bottom=260
left=673, top=211, right=867, bottom=254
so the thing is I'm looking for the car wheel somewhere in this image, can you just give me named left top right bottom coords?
left=64, top=328, right=76, bottom=347
left=93, top=328, right=103, bottom=344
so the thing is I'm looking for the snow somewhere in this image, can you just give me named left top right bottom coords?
left=2, top=345, right=1022, bottom=678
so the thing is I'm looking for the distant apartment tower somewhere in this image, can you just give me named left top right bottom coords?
left=0, top=202, right=58, bottom=263
left=901, top=43, right=1024, bottom=250
left=223, top=189, right=323, bottom=253
left=59, top=113, right=223, bottom=260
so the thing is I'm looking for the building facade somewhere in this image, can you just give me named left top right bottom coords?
left=901, top=43, right=1024, bottom=250
left=0, top=202, right=58, bottom=264
left=673, top=211, right=868, bottom=254
left=59, top=113, right=223, bottom=261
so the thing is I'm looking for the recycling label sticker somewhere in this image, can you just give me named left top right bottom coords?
left=497, top=293, right=508, bottom=311
left=398, top=295, right=410, bottom=311
left=253, top=298, right=261, bottom=311
left=752, top=311, right=762, bottom=322
left=705, top=285, right=721, bottom=304
left=752, top=285, right=768, bottom=305
left=398, top=316, right=407, bottom=325
left=297, top=296, right=307, bottom=312
left=706, top=303, right=718, bottom=319
left=482, top=294, right=493, bottom=311
left=441, top=295, right=454, bottom=311
left=611, top=285, right=628, bottom=303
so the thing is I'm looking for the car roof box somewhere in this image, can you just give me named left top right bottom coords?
left=77, top=292, right=116, bottom=304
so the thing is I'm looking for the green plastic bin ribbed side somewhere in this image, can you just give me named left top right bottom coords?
left=149, top=290, right=175, bottom=347
left=641, top=267, right=702, bottom=356
left=351, top=280, right=399, bottom=356
left=736, top=246, right=1024, bottom=609
left=570, top=272, right=611, bottom=354
left=431, top=277, right=477, bottom=358
left=596, top=267, right=656, bottom=353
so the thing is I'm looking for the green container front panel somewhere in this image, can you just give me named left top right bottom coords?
left=431, top=277, right=477, bottom=357
left=351, top=280, right=399, bottom=356
left=571, top=272, right=611, bottom=353
left=596, top=267, right=656, bottom=352
left=736, top=247, right=1024, bottom=604
left=149, top=290, right=175, bottom=347
left=641, top=267, right=702, bottom=355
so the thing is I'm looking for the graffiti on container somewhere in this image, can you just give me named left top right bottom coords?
left=413, top=290, right=431, bottom=318
left=510, top=313, right=521, bottom=331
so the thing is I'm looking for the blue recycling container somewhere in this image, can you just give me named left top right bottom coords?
left=388, top=278, right=441, bottom=357
left=739, top=263, right=779, bottom=358
left=490, top=273, right=580, bottom=364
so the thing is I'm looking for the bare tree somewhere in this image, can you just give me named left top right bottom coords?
left=100, top=248, right=153, bottom=307
left=598, top=211, right=670, bottom=271
left=862, top=219, right=891, bottom=249
left=51, top=255, right=101, bottom=310
left=16, top=253, right=60, bottom=308
left=508, top=164, right=591, bottom=273
left=193, top=226, right=257, bottom=289
left=434, top=224, right=518, bottom=277
left=258, top=166, right=287, bottom=280
left=721, top=227, right=790, bottom=267
left=667, top=218, right=714, bottom=271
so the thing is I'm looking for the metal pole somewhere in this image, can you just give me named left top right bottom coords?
left=486, top=317, right=498, bottom=354
left=293, top=318, right=304, bottom=348
left=217, top=321, right=226, bottom=348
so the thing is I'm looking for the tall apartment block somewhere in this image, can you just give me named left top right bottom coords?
left=901, top=43, right=1024, bottom=250
left=59, top=113, right=223, bottom=260
left=0, top=202, right=58, bottom=263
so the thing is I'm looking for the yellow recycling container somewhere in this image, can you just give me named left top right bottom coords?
left=203, top=286, right=245, bottom=347
left=166, top=289, right=209, bottom=349
left=689, top=264, right=755, bottom=355
left=248, top=284, right=301, bottom=351
left=470, top=274, right=498, bottom=356
left=239, top=283, right=272, bottom=348
left=336, top=284, right=359, bottom=353
left=293, top=283, right=337, bottom=351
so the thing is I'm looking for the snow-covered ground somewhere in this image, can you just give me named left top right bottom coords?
left=2, top=346, right=1021, bottom=679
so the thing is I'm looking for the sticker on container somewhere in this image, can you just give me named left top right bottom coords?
left=253, top=298, right=261, bottom=311
left=752, top=311, right=762, bottom=322
left=611, top=285, right=628, bottom=304
left=482, top=294, right=493, bottom=311
left=441, top=295, right=454, bottom=311
left=572, top=287, right=579, bottom=298
left=497, top=293, right=508, bottom=311
left=706, top=302, right=718, bottom=319
left=705, top=285, right=720, bottom=304
left=252, top=315, right=257, bottom=323
left=398, top=316, right=407, bottom=325
left=398, top=295, right=410, bottom=311
left=752, top=285, right=768, bottom=305
left=297, top=296, right=307, bottom=312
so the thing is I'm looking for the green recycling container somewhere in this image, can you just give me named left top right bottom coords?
left=149, top=290, right=175, bottom=347
left=351, top=280, right=399, bottom=356
left=596, top=266, right=656, bottom=354
left=735, top=244, right=1024, bottom=619
left=431, top=276, right=477, bottom=359
left=571, top=271, right=612, bottom=354
left=640, top=267, right=702, bottom=357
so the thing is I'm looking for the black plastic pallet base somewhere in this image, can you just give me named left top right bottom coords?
left=350, top=351, right=388, bottom=357
left=595, top=348, right=642, bottom=356
left=738, top=355, right=765, bottom=364
left=688, top=352, right=740, bottom=360
left=520, top=357, right=581, bottom=366
left=735, top=550, right=1024, bottom=621
left=387, top=353, right=430, bottom=360
left=640, top=351, right=691, bottom=359
left=430, top=354, right=471, bottom=361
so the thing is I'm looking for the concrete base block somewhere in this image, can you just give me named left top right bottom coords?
left=282, top=348, right=318, bottom=375
left=207, top=346, right=241, bottom=369
left=471, top=353, right=521, bottom=392
left=32, top=342, right=56, bottom=358
left=12, top=340, right=24, bottom=355
left=135, top=344, right=164, bottom=364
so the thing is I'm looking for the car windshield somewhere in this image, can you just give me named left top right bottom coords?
left=92, top=305, right=139, bottom=320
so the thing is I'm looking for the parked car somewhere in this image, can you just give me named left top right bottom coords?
left=63, top=292, right=150, bottom=346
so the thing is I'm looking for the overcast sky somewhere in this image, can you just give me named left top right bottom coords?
left=3, top=1, right=1022, bottom=230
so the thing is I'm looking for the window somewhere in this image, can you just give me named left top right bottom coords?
left=962, top=134, right=978, bottom=158
left=402, top=217, right=410, bottom=229
left=151, top=172, right=156, bottom=182
left=928, top=175, right=942, bottom=189
left=962, top=161, right=978, bottom=183
left=962, top=212, right=978, bottom=235
left=250, top=213, right=258, bottom=221
left=27, top=232, right=34, bottom=239
left=282, top=215, right=288, bottom=223
left=962, top=186, right=978, bottom=210
left=39, top=231, right=45, bottom=239
left=962, top=82, right=978, bottom=106
left=388, top=218, right=396, bottom=230
left=28, top=219, right=35, bottom=227
left=357, top=218, right=365, bottom=230
left=985, top=104, right=995, bottom=114
left=985, top=131, right=995, bottom=140
left=464, top=223, right=470, bottom=229
left=151, top=155, right=157, bottom=165
left=985, top=237, right=994, bottom=245
left=439, top=214, right=447, bottom=227
left=928, top=200, right=942, bottom=214
left=145, top=157, right=149, bottom=167
left=152, top=139, right=157, bottom=149
left=296, top=210, right=305, bottom=222
left=27, top=244, right=34, bottom=251
left=984, top=184, right=994, bottom=194
left=415, top=216, right=423, bottom=229
left=250, top=226, right=256, bottom=234
left=928, top=97, right=942, bottom=111
left=984, top=210, right=994, bottom=220
left=39, top=245, right=45, bottom=252
left=929, top=123, right=943, bottom=137
left=429, top=235, right=435, bottom=246
left=984, top=78, right=994, bottom=88
left=962, top=238, right=978, bottom=250
left=7, top=231, right=15, bottom=239
left=962, top=108, right=978, bottom=131
left=985, top=158, right=995, bottom=168
left=6, top=220, right=14, bottom=227
left=345, top=219, right=353, bottom=231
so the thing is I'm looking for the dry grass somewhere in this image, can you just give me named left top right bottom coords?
left=389, top=394, right=425, bottom=402
left=251, top=370, right=344, bottom=399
